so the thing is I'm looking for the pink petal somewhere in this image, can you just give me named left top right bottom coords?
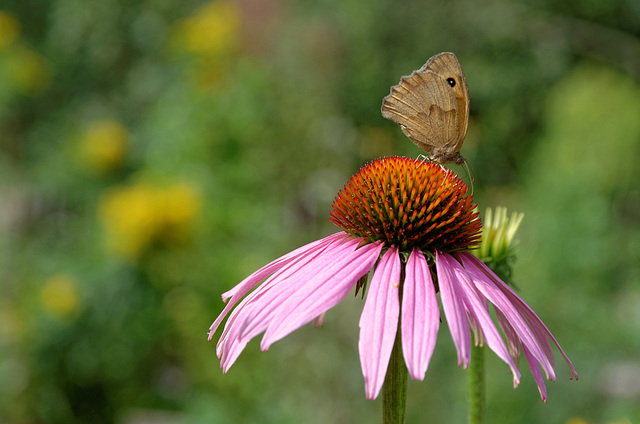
left=436, top=251, right=471, bottom=368
left=313, top=312, right=326, bottom=327
left=215, top=234, right=347, bottom=357
left=441, top=252, right=521, bottom=384
left=468, top=314, right=483, bottom=347
left=522, top=343, right=548, bottom=402
left=237, top=236, right=366, bottom=344
left=459, top=253, right=577, bottom=381
left=445, top=253, right=520, bottom=385
left=261, top=239, right=383, bottom=348
left=494, top=308, right=522, bottom=370
left=220, top=339, right=248, bottom=373
left=214, top=233, right=377, bottom=371
left=208, top=233, right=343, bottom=340
left=359, top=246, right=401, bottom=400
left=222, top=233, right=343, bottom=300
left=401, top=248, right=439, bottom=381
left=457, top=253, right=555, bottom=378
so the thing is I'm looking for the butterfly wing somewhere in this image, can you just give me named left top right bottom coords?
left=422, top=52, right=470, bottom=150
left=381, top=52, right=470, bottom=163
left=381, top=68, right=460, bottom=155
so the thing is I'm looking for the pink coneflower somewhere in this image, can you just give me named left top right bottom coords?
left=208, top=156, right=577, bottom=401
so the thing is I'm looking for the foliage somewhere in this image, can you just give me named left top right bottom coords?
left=1, top=0, right=639, bottom=423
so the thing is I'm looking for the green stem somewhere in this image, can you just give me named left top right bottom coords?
left=467, top=260, right=511, bottom=423
left=382, top=321, right=408, bottom=424
left=469, top=344, right=485, bottom=424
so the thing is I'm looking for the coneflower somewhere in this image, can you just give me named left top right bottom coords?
left=208, top=156, right=577, bottom=402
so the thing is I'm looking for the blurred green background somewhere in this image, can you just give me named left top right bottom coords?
left=1, top=0, right=639, bottom=423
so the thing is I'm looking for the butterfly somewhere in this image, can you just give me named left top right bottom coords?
left=381, top=52, right=470, bottom=164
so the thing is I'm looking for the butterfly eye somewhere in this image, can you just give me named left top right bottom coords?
left=446, top=77, right=456, bottom=87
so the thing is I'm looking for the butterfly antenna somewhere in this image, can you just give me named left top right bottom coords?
left=462, top=160, right=475, bottom=196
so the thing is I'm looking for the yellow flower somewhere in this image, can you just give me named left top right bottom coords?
left=99, top=181, right=202, bottom=259
left=4, top=44, right=51, bottom=94
left=159, top=183, right=202, bottom=236
left=0, top=11, right=20, bottom=48
left=174, top=1, right=241, bottom=57
left=40, top=274, right=79, bottom=318
left=564, top=419, right=589, bottom=424
left=169, top=1, right=242, bottom=89
left=99, top=183, right=164, bottom=259
left=80, top=120, right=129, bottom=174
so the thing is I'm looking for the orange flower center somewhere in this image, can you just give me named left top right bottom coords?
left=330, top=157, right=481, bottom=252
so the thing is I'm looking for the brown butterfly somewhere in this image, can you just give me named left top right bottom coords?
left=381, top=52, right=470, bottom=164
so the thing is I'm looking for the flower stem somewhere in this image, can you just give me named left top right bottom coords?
left=382, top=320, right=408, bottom=424
left=469, top=343, right=485, bottom=424
left=468, top=251, right=515, bottom=424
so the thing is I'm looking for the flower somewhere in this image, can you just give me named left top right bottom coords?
left=3, top=44, right=51, bottom=94
left=473, top=206, right=525, bottom=287
left=79, top=120, right=129, bottom=174
left=475, top=206, right=524, bottom=262
left=99, top=181, right=201, bottom=259
left=208, top=157, right=577, bottom=400
left=173, top=0, right=241, bottom=57
left=40, top=274, right=80, bottom=318
left=0, top=11, right=20, bottom=49
left=169, top=0, right=241, bottom=89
